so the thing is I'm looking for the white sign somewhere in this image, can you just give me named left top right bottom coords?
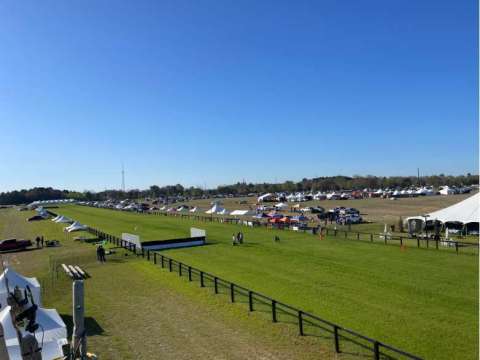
left=190, top=228, right=206, bottom=238
left=121, top=233, right=141, bottom=248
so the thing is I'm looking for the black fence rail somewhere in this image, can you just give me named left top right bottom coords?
left=85, top=225, right=422, bottom=360
left=323, top=228, right=479, bottom=255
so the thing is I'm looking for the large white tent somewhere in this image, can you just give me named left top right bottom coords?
left=0, top=268, right=41, bottom=309
left=230, top=210, right=254, bottom=216
left=406, top=193, right=479, bottom=234
left=407, top=193, right=479, bottom=225
left=65, top=221, right=88, bottom=232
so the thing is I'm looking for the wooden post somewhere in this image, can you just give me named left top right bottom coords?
left=272, top=300, right=277, bottom=322
left=168, top=259, right=172, bottom=272
left=357, top=232, right=360, bottom=240
left=153, top=253, right=157, bottom=264
left=230, top=283, right=235, bottom=302
left=334, top=325, right=340, bottom=353
left=188, top=267, right=192, bottom=281
left=214, top=277, right=218, bottom=294
left=72, top=280, right=87, bottom=358
left=370, top=233, right=373, bottom=242
left=298, top=311, right=304, bottom=336
left=147, top=250, right=150, bottom=261
left=200, top=272, right=205, bottom=287
left=400, top=237, right=403, bottom=246
left=179, top=263, right=182, bottom=276
left=373, top=341, right=380, bottom=360
left=248, top=291, right=253, bottom=311
left=455, top=242, right=459, bottom=255
left=161, top=255, right=164, bottom=268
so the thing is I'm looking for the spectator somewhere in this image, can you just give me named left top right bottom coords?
left=35, top=236, right=40, bottom=248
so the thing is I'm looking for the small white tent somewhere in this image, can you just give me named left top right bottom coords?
left=0, top=268, right=41, bottom=308
left=274, top=203, right=288, bottom=210
left=65, top=221, right=87, bottom=232
left=206, top=204, right=225, bottom=214
left=54, top=215, right=72, bottom=224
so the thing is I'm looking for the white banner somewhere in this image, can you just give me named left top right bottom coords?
left=190, top=228, right=206, bottom=238
left=121, top=233, right=141, bottom=248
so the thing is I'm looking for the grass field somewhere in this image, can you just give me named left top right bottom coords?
left=49, top=204, right=478, bottom=359
left=0, top=208, right=334, bottom=360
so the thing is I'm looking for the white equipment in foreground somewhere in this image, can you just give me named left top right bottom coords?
left=0, top=268, right=41, bottom=308
left=0, top=268, right=68, bottom=360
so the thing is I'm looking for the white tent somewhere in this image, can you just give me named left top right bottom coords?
left=230, top=210, right=254, bottom=216
left=217, top=208, right=230, bottom=215
left=189, top=207, right=200, bottom=213
left=51, top=215, right=61, bottom=222
left=65, top=221, right=87, bottom=232
left=274, top=203, right=288, bottom=210
left=205, top=204, right=225, bottom=214
left=406, top=193, right=479, bottom=225
left=54, top=215, right=72, bottom=224
left=0, top=268, right=41, bottom=309
left=0, top=306, right=67, bottom=360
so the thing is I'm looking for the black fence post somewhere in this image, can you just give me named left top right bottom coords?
left=230, top=283, right=235, bottom=303
left=298, top=311, right=304, bottom=336
left=168, top=259, right=172, bottom=272
left=153, top=252, right=157, bottom=264
left=370, top=233, right=373, bottom=242
left=161, top=255, right=164, bottom=268
left=373, top=341, right=380, bottom=360
left=400, top=237, right=403, bottom=246
left=272, top=300, right=277, bottom=323
left=214, top=277, right=218, bottom=294
left=200, top=271, right=205, bottom=287
left=357, top=232, right=360, bottom=240
left=188, top=266, right=192, bottom=281
left=142, top=247, right=145, bottom=258
left=179, top=263, right=182, bottom=276
left=248, top=291, right=253, bottom=311
left=384, top=236, right=387, bottom=245
left=334, top=325, right=340, bottom=353
left=455, top=242, right=459, bottom=255
left=147, top=250, right=150, bottom=261
left=417, top=238, right=420, bottom=248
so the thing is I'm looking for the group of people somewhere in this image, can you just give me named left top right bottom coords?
left=232, top=232, right=244, bottom=245
left=96, top=244, right=106, bottom=262
left=35, top=236, right=44, bottom=248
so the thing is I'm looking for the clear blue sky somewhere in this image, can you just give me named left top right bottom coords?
left=0, top=0, right=477, bottom=192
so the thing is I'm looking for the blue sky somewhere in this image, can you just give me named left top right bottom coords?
left=0, top=0, right=477, bottom=192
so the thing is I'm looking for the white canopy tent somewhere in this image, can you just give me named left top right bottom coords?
left=274, top=203, right=288, bottom=210
left=230, top=210, right=255, bottom=216
left=205, top=204, right=225, bottom=214
left=65, top=221, right=88, bottom=232
left=54, top=215, right=72, bottom=224
left=0, top=268, right=41, bottom=309
left=406, top=193, right=479, bottom=225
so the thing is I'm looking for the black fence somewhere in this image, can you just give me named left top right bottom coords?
left=86, top=226, right=422, bottom=360
left=323, top=228, right=479, bottom=255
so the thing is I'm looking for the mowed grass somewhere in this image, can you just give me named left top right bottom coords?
left=0, top=208, right=334, bottom=360
left=56, top=205, right=478, bottom=360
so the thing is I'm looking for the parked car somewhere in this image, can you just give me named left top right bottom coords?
left=0, top=238, right=32, bottom=252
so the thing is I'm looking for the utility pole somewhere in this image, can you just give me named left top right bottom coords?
left=121, top=163, right=126, bottom=192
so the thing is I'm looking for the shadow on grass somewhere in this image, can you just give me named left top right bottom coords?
left=61, top=315, right=105, bottom=338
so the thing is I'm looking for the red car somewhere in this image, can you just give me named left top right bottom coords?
left=0, top=239, right=32, bottom=252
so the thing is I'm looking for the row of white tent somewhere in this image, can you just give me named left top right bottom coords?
left=51, top=215, right=88, bottom=232
left=0, top=268, right=67, bottom=360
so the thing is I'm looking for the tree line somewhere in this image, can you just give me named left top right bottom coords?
left=0, top=174, right=477, bottom=205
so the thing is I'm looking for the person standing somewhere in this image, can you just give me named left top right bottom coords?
left=40, top=236, right=44, bottom=248
left=35, top=236, right=40, bottom=248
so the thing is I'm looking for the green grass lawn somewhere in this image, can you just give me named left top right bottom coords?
left=1, top=208, right=334, bottom=360
left=54, top=205, right=479, bottom=360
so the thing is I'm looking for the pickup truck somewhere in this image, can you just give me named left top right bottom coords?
left=0, top=239, right=32, bottom=252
